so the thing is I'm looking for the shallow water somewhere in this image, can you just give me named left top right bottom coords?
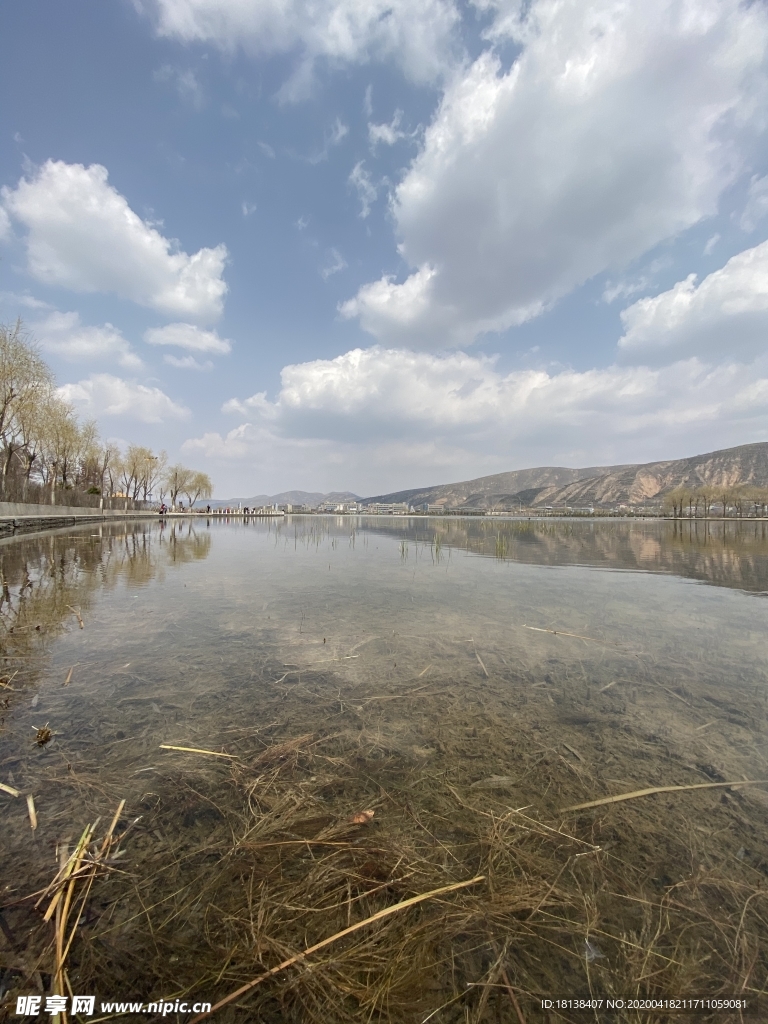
left=1, top=516, right=767, bottom=1021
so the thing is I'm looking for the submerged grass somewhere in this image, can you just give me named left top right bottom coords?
left=3, top=660, right=767, bottom=1024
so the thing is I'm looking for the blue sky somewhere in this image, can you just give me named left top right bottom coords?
left=2, top=0, right=768, bottom=498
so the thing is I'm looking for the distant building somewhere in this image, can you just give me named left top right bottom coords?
left=364, top=502, right=410, bottom=515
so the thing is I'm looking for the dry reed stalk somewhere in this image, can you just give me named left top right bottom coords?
left=66, top=606, right=84, bottom=629
left=561, top=779, right=768, bottom=812
left=521, top=625, right=628, bottom=648
left=62, top=667, right=74, bottom=687
left=159, top=744, right=239, bottom=758
left=34, top=799, right=127, bottom=1016
left=190, top=875, right=485, bottom=1022
left=500, top=968, right=526, bottom=1024
left=0, top=780, right=20, bottom=797
left=26, top=794, right=37, bottom=829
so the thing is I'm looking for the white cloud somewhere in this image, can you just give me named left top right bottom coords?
left=602, top=277, right=651, bottom=305
left=603, top=257, right=673, bottom=303
left=703, top=232, right=720, bottom=255
left=191, top=342, right=768, bottom=492
left=320, top=248, right=347, bottom=279
left=59, top=373, right=190, bottom=423
left=308, top=118, right=349, bottom=164
left=344, top=0, right=768, bottom=347
left=368, top=110, right=406, bottom=148
left=0, top=206, right=12, bottom=243
left=154, top=65, right=204, bottom=108
left=164, top=353, right=214, bottom=370
left=739, top=174, right=768, bottom=232
left=348, top=162, right=378, bottom=218
left=241, top=201, right=257, bottom=217
left=2, top=160, right=228, bottom=322
left=0, top=291, right=53, bottom=311
left=143, top=0, right=461, bottom=94
left=619, top=239, right=768, bottom=363
left=144, top=322, right=232, bottom=353
left=34, top=311, right=143, bottom=370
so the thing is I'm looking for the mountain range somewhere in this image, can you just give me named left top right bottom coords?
left=215, top=442, right=768, bottom=511
left=362, top=442, right=768, bottom=510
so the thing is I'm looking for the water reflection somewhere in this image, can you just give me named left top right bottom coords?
left=343, top=515, right=768, bottom=592
left=0, top=521, right=211, bottom=686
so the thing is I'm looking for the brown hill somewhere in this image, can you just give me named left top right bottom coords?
left=364, top=442, right=768, bottom=509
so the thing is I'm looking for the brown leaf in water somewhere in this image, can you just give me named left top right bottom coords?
left=349, top=810, right=375, bottom=825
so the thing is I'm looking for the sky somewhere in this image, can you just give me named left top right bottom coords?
left=2, top=0, right=768, bottom=499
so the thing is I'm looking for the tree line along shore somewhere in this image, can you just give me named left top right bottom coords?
left=664, top=485, right=768, bottom=518
left=0, top=321, right=212, bottom=510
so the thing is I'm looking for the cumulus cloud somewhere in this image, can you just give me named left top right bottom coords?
left=34, top=311, right=143, bottom=370
left=618, top=239, right=768, bottom=363
left=207, top=344, right=768, bottom=479
left=142, top=0, right=461, bottom=94
left=343, top=0, right=768, bottom=347
left=144, top=322, right=232, bottom=353
left=59, top=373, right=190, bottom=422
left=2, top=160, right=228, bottom=322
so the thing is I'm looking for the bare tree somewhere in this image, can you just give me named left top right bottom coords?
left=663, top=487, right=686, bottom=518
left=183, top=470, right=213, bottom=509
left=16, top=384, right=56, bottom=500
left=0, top=321, right=54, bottom=498
left=165, top=464, right=192, bottom=508
left=38, top=398, right=79, bottom=504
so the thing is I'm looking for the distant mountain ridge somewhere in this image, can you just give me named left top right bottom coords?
left=362, top=442, right=768, bottom=509
left=210, top=490, right=359, bottom=508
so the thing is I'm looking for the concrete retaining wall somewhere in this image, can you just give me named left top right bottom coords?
left=0, top=504, right=156, bottom=539
left=0, top=501, right=151, bottom=517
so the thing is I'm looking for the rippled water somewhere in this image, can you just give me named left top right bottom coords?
left=1, top=516, right=767, bottom=1020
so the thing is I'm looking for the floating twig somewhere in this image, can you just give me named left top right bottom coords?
left=26, top=794, right=37, bottom=830
left=189, top=875, right=485, bottom=1022
left=159, top=744, right=239, bottom=759
left=475, top=650, right=489, bottom=677
left=562, top=779, right=768, bottom=812
left=62, top=667, right=74, bottom=687
left=66, top=606, right=84, bottom=629
left=522, top=625, right=630, bottom=649
left=563, top=742, right=584, bottom=762
left=0, top=781, right=20, bottom=798
left=0, top=671, right=18, bottom=690
left=598, top=680, right=617, bottom=693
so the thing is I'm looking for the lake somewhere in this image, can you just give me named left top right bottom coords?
left=1, top=517, right=767, bottom=1022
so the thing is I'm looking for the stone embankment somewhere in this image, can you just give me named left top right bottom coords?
left=0, top=501, right=156, bottom=538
